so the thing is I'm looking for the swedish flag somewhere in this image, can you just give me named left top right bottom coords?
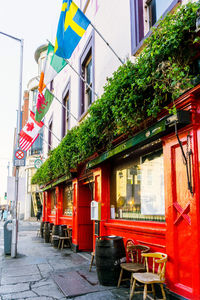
left=55, top=0, right=91, bottom=59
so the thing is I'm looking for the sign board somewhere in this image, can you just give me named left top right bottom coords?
left=13, top=149, right=26, bottom=167
left=34, top=159, right=43, bottom=169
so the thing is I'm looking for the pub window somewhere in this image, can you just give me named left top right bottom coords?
left=62, top=86, right=70, bottom=138
left=110, top=149, right=165, bottom=221
left=80, top=35, right=94, bottom=117
left=63, top=184, right=73, bottom=216
left=50, top=189, right=56, bottom=215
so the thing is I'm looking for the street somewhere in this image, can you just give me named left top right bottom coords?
left=0, top=220, right=132, bottom=300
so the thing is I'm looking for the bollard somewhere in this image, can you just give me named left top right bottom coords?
left=4, top=220, right=12, bottom=255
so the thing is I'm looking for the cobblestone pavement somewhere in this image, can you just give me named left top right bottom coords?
left=0, top=220, right=168, bottom=300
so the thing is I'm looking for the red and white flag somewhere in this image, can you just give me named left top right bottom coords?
left=19, top=111, right=44, bottom=151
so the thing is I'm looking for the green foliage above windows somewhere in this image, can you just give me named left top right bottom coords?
left=32, top=2, right=199, bottom=186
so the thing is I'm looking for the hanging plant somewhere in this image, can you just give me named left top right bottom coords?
left=32, top=2, right=199, bottom=186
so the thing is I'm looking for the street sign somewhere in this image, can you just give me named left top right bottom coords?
left=34, top=159, right=43, bottom=169
left=13, top=149, right=26, bottom=167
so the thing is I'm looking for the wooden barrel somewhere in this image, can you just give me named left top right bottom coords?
left=59, top=225, right=67, bottom=237
left=40, top=221, right=44, bottom=238
left=95, top=236, right=126, bottom=286
left=44, top=222, right=50, bottom=243
left=52, top=225, right=59, bottom=248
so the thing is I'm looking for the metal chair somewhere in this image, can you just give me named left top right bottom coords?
left=130, top=252, right=168, bottom=300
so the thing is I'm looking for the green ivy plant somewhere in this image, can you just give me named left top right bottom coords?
left=32, top=2, right=199, bottom=186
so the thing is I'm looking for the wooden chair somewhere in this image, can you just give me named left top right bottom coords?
left=117, top=244, right=150, bottom=288
left=89, top=251, right=95, bottom=272
left=130, top=252, right=168, bottom=300
left=58, top=228, right=72, bottom=250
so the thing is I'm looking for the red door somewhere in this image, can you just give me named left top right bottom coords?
left=164, top=130, right=194, bottom=299
left=78, top=183, right=93, bottom=251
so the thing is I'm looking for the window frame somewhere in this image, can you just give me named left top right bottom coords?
left=62, top=80, right=71, bottom=138
left=48, top=115, right=53, bottom=153
left=79, top=32, right=94, bottom=119
left=110, top=145, right=165, bottom=222
left=130, top=0, right=181, bottom=55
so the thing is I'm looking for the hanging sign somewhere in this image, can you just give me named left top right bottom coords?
left=34, top=158, right=43, bottom=169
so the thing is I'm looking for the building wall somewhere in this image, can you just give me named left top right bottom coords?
left=42, top=0, right=132, bottom=155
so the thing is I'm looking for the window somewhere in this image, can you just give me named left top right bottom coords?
left=147, top=0, right=174, bottom=27
left=110, top=149, right=165, bottom=221
left=32, top=89, right=38, bottom=114
left=50, top=189, right=56, bottom=214
left=31, top=127, right=43, bottom=155
left=62, top=83, right=70, bottom=138
left=80, top=35, right=94, bottom=117
left=63, top=184, right=73, bottom=216
left=50, top=80, right=54, bottom=93
left=48, top=117, right=53, bottom=152
left=130, top=0, right=180, bottom=54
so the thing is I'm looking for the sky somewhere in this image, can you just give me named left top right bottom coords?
left=0, top=0, right=62, bottom=199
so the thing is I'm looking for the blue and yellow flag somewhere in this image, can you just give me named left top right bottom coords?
left=55, top=0, right=91, bottom=59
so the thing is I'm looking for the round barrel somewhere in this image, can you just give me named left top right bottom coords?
left=95, top=236, right=126, bottom=286
left=40, top=221, right=44, bottom=238
left=52, top=225, right=60, bottom=248
left=59, top=225, right=67, bottom=237
left=44, top=222, right=50, bottom=243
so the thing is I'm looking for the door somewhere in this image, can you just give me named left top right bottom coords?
left=78, top=183, right=93, bottom=251
left=164, top=132, right=193, bottom=299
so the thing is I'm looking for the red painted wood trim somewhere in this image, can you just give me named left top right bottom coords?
left=136, top=240, right=166, bottom=249
left=104, top=222, right=166, bottom=236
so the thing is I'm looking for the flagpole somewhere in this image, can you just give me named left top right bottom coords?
left=64, top=59, right=99, bottom=98
left=46, top=40, right=99, bottom=99
left=42, top=120, right=61, bottom=142
left=38, top=134, right=53, bottom=149
left=36, top=77, right=78, bottom=122
left=27, top=108, right=61, bottom=142
left=90, top=23, right=124, bottom=65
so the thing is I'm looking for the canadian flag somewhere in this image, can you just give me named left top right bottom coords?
left=19, top=111, right=44, bottom=151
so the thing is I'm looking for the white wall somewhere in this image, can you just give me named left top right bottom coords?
left=43, top=0, right=132, bottom=156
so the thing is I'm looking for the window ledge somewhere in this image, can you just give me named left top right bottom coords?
left=78, top=110, right=89, bottom=123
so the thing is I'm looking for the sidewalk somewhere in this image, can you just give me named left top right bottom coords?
left=0, top=220, right=133, bottom=300
left=0, top=221, right=173, bottom=300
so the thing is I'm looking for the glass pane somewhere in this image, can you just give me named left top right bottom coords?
left=86, top=59, right=92, bottom=85
left=110, top=150, right=165, bottom=221
left=63, top=184, right=73, bottom=216
left=150, top=0, right=174, bottom=26
left=51, top=189, right=56, bottom=214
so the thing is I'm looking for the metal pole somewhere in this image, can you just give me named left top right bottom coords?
left=43, top=123, right=61, bottom=142
left=7, top=162, right=10, bottom=212
left=11, top=38, right=24, bottom=258
left=38, top=134, right=53, bottom=149
left=90, top=23, right=124, bottom=65
left=35, top=77, right=78, bottom=121
left=64, top=59, right=99, bottom=98
left=0, top=32, right=23, bottom=257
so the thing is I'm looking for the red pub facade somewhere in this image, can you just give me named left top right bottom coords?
left=41, top=84, right=200, bottom=299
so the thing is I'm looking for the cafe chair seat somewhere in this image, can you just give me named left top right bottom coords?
left=120, top=262, right=146, bottom=272
left=133, top=272, right=162, bottom=283
left=130, top=252, right=168, bottom=300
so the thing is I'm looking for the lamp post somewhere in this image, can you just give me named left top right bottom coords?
left=0, top=31, right=24, bottom=258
